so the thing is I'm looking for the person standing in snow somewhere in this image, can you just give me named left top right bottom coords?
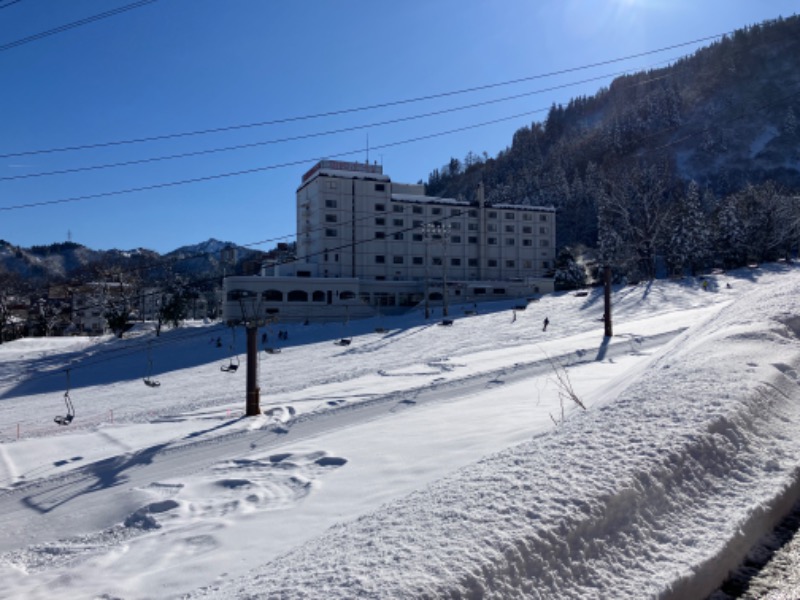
left=511, top=310, right=517, bottom=323
left=543, top=317, right=549, bottom=331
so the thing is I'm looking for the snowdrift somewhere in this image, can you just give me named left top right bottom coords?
left=195, top=277, right=800, bottom=598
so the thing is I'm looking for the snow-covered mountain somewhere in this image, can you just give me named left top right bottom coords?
left=0, top=238, right=263, bottom=288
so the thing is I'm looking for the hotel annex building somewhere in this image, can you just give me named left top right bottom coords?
left=223, top=160, right=556, bottom=323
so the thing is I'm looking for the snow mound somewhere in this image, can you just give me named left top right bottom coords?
left=194, top=274, right=800, bottom=599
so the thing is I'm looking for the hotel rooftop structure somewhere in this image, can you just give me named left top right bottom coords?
left=223, top=160, right=556, bottom=323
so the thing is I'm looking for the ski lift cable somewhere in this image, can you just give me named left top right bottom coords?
left=0, top=323, right=228, bottom=392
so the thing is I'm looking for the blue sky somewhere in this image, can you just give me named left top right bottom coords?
left=1, top=0, right=797, bottom=253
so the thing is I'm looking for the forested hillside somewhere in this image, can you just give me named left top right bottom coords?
left=425, top=16, right=800, bottom=282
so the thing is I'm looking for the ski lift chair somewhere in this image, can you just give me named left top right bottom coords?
left=55, top=372, right=75, bottom=425
left=221, top=355, right=240, bottom=372
left=143, top=352, right=161, bottom=387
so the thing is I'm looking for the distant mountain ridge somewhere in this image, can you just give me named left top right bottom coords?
left=0, top=238, right=268, bottom=290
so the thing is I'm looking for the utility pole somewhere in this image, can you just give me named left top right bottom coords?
left=603, top=265, right=613, bottom=337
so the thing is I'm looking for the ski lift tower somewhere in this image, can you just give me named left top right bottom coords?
left=234, top=296, right=270, bottom=417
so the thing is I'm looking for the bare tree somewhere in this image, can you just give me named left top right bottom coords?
left=544, top=353, right=586, bottom=426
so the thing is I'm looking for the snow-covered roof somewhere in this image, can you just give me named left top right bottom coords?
left=391, top=193, right=469, bottom=205
left=491, top=202, right=556, bottom=212
left=316, top=169, right=390, bottom=182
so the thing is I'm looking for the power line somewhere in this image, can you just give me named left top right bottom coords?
left=0, top=0, right=159, bottom=53
left=0, top=31, right=728, bottom=158
left=0, top=0, right=23, bottom=10
left=0, top=68, right=675, bottom=182
left=0, top=110, right=546, bottom=212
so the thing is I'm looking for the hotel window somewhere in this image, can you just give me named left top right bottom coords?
left=413, top=233, right=423, bottom=242
left=540, top=227, right=549, bottom=234
left=540, top=214, right=548, bottom=222
left=375, top=184, right=385, bottom=191
left=393, top=205, right=404, bottom=213
left=450, top=258, right=461, bottom=266
left=393, top=256, right=404, bottom=264
left=542, top=261, right=550, bottom=269
left=412, top=256, right=424, bottom=265
left=432, top=257, right=443, bottom=266
left=375, top=217, right=385, bottom=226
left=450, top=222, right=461, bottom=230
left=451, top=235, right=461, bottom=243
left=393, top=218, right=404, bottom=227
left=375, top=255, right=385, bottom=264
left=412, top=206, right=423, bottom=214
left=540, top=239, right=550, bottom=247
left=506, top=238, right=515, bottom=246
left=505, top=212, right=515, bottom=219
left=431, top=207, right=442, bottom=216
left=375, top=203, right=385, bottom=211
left=505, top=224, right=515, bottom=233
left=450, top=208, right=460, bottom=216
left=506, top=260, right=516, bottom=268
left=468, top=222, right=478, bottom=231
left=523, top=239, right=533, bottom=246
left=325, top=199, right=337, bottom=208
left=468, top=236, right=478, bottom=244
left=487, top=223, right=497, bottom=232
left=393, top=232, right=404, bottom=241
left=522, top=213, right=532, bottom=221
left=325, top=228, right=338, bottom=237
left=488, top=211, right=498, bottom=219
left=468, top=258, right=478, bottom=267
left=413, top=220, right=423, bottom=228
left=487, top=237, right=497, bottom=245
left=522, top=226, right=533, bottom=234
left=375, top=232, right=386, bottom=239
left=488, top=259, right=498, bottom=267
left=468, top=210, right=477, bottom=217
left=523, top=260, right=532, bottom=268
left=325, top=214, right=337, bottom=223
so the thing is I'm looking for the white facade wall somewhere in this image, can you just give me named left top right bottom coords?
left=296, top=162, right=556, bottom=283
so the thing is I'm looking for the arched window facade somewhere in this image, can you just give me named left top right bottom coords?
left=262, top=289, right=283, bottom=302
left=340, top=290, right=356, bottom=300
left=312, top=290, right=325, bottom=302
left=287, top=290, right=309, bottom=302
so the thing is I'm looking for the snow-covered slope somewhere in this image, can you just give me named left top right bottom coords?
left=203, top=267, right=800, bottom=599
left=0, top=265, right=799, bottom=599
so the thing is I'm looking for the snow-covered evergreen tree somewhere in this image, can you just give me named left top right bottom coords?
left=554, top=248, right=587, bottom=290
left=666, top=181, right=711, bottom=275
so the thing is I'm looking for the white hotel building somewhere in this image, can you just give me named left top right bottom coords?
left=223, top=160, right=555, bottom=323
